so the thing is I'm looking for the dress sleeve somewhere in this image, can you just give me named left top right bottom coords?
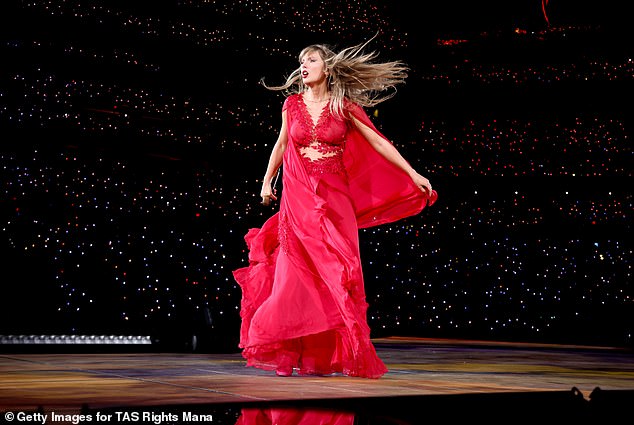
left=282, top=95, right=293, bottom=113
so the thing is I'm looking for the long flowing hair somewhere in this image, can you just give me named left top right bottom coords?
left=261, top=35, right=408, bottom=117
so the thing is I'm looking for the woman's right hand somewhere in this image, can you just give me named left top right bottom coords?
left=260, top=182, right=278, bottom=206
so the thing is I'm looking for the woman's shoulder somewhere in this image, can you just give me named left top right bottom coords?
left=282, top=93, right=301, bottom=110
left=342, top=97, right=363, bottom=115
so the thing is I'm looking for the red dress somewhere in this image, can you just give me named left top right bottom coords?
left=233, top=94, right=437, bottom=378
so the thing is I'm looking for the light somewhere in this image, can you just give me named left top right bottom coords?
left=0, top=335, right=152, bottom=345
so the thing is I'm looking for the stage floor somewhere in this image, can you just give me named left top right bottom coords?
left=1, top=337, right=633, bottom=424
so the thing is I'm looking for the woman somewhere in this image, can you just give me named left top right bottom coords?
left=233, top=38, right=437, bottom=379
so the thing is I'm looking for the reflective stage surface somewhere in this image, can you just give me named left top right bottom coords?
left=1, top=337, right=633, bottom=423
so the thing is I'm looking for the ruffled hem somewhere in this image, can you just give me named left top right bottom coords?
left=240, top=328, right=387, bottom=379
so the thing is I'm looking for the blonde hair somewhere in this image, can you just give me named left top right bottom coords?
left=261, top=35, right=408, bottom=117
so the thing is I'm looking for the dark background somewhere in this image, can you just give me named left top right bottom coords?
left=0, top=0, right=631, bottom=351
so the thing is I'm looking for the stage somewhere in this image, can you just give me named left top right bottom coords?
left=1, top=337, right=633, bottom=423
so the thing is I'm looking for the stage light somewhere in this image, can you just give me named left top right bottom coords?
left=0, top=335, right=152, bottom=345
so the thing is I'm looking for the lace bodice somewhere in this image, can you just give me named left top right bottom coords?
left=284, top=94, right=348, bottom=175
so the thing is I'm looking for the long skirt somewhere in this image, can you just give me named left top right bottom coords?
left=233, top=172, right=387, bottom=378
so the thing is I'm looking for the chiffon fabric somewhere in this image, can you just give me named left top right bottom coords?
left=233, top=94, right=437, bottom=378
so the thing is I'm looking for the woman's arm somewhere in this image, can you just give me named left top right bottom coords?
left=351, top=116, right=432, bottom=195
left=261, top=110, right=288, bottom=205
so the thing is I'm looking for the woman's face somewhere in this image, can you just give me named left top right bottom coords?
left=300, top=50, right=327, bottom=86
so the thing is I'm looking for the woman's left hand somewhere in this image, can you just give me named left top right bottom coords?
left=410, top=172, right=432, bottom=195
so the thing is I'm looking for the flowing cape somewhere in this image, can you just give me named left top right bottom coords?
left=343, top=101, right=437, bottom=225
